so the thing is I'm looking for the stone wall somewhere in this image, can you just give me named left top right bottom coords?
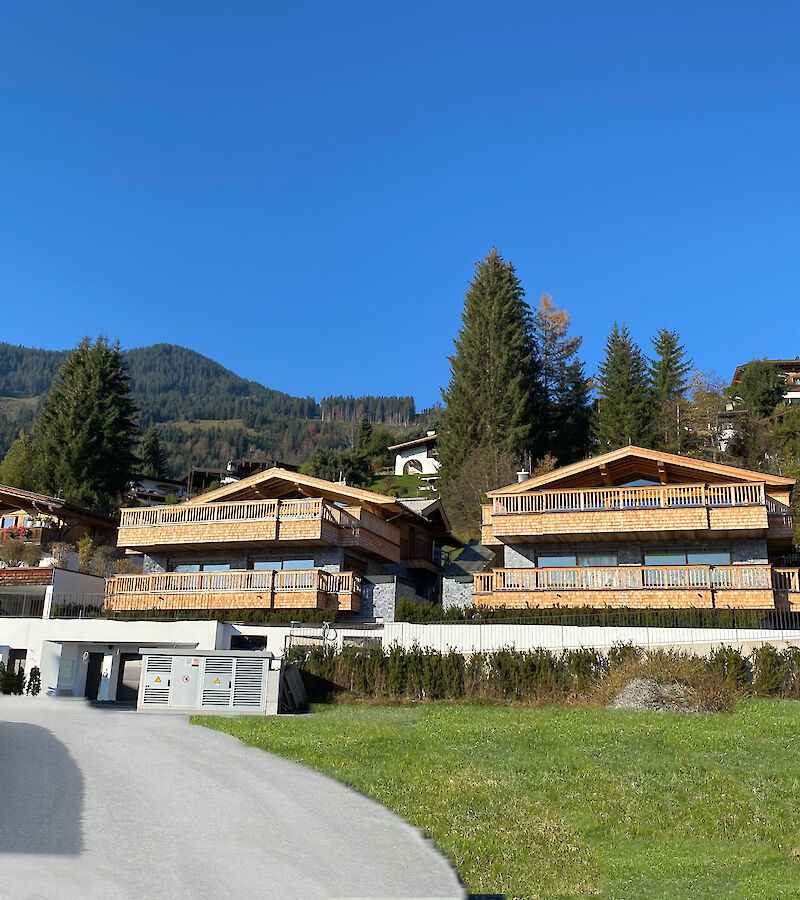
left=442, top=577, right=473, bottom=611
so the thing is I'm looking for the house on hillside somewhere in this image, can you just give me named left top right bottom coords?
left=473, top=446, right=799, bottom=612
left=389, top=432, right=440, bottom=477
left=106, top=468, right=452, bottom=621
left=0, top=485, right=116, bottom=560
left=731, top=358, right=800, bottom=407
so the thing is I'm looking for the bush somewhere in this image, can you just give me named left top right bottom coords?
left=26, top=666, right=41, bottom=696
left=751, top=645, right=787, bottom=696
left=708, top=646, right=749, bottom=690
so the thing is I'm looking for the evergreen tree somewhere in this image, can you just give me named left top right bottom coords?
left=648, top=329, right=693, bottom=452
left=733, top=360, right=785, bottom=418
left=439, top=249, right=543, bottom=481
left=356, top=414, right=373, bottom=454
left=594, top=323, right=654, bottom=450
left=33, top=337, right=139, bottom=512
left=648, top=329, right=693, bottom=402
left=531, top=294, right=592, bottom=464
left=0, top=431, right=37, bottom=490
left=139, top=426, right=168, bottom=478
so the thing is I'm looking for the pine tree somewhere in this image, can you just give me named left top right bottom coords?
left=33, top=337, right=139, bottom=512
left=594, top=323, right=653, bottom=450
left=648, top=329, right=692, bottom=402
left=439, top=249, right=543, bottom=481
left=140, top=426, right=168, bottom=478
left=531, top=294, right=592, bottom=464
left=0, top=431, right=37, bottom=490
left=648, top=329, right=693, bottom=451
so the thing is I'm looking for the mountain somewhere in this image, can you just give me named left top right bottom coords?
left=0, top=342, right=420, bottom=475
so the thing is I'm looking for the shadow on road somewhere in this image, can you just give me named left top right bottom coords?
left=0, top=722, right=83, bottom=854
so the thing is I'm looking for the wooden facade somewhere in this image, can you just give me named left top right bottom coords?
left=107, top=469, right=451, bottom=613
left=478, top=447, right=799, bottom=612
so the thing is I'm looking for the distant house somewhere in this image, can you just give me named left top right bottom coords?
left=388, top=432, right=440, bottom=477
left=126, top=475, right=188, bottom=505
left=731, top=358, right=800, bottom=407
left=0, top=485, right=116, bottom=552
left=186, top=457, right=298, bottom=496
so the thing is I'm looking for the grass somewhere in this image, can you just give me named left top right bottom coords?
left=366, top=472, right=437, bottom=498
left=196, top=701, right=800, bottom=898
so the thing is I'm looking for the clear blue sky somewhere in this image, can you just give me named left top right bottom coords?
left=2, top=2, right=798, bottom=409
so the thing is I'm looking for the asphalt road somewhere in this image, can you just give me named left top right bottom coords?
left=0, top=698, right=464, bottom=900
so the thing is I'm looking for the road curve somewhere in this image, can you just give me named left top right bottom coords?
left=0, top=698, right=464, bottom=899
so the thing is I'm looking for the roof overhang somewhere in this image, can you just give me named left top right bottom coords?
left=487, top=446, right=796, bottom=496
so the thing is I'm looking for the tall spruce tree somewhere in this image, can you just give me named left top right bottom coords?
left=439, top=249, right=543, bottom=481
left=648, top=329, right=692, bottom=402
left=594, top=323, right=653, bottom=450
left=139, top=426, right=168, bottom=478
left=0, top=431, right=37, bottom=491
left=33, top=337, right=139, bottom=512
left=531, top=294, right=592, bottom=464
left=648, top=329, right=693, bottom=451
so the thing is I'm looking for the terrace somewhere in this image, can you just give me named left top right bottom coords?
left=473, top=563, right=800, bottom=610
left=117, top=498, right=401, bottom=561
left=482, top=482, right=777, bottom=543
left=105, top=568, right=362, bottom=612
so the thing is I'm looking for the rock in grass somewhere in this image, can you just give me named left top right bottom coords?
left=609, top=677, right=702, bottom=713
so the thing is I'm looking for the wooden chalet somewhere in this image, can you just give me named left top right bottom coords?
left=106, top=468, right=451, bottom=614
left=477, top=446, right=799, bottom=611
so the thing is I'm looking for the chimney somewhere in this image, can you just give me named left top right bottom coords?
left=517, top=468, right=530, bottom=484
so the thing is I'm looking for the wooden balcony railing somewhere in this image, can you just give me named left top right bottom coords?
left=492, top=482, right=766, bottom=516
left=773, top=568, right=800, bottom=592
left=106, top=568, right=361, bottom=597
left=474, top=564, right=776, bottom=593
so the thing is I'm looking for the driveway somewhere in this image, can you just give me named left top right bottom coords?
left=0, top=698, right=463, bottom=899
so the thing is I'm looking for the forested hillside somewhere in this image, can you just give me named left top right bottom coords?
left=0, top=342, right=420, bottom=475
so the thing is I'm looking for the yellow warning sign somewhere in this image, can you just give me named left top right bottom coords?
left=155, top=676, right=161, bottom=683
left=214, top=677, right=221, bottom=685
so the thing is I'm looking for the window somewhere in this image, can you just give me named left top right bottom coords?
left=250, top=559, right=314, bottom=571
left=537, top=554, right=577, bottom=567
left=644, top=552, right=685, bottom=567
left=171, top=562, right=230, bottom=572
left=2, top=516, right=16, bottom=528
left=577, top=551, right=618, bottom=567
left=687, top=551, right=731, bottom=566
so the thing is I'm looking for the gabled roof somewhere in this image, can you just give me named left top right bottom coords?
left=397, top=497, right=452, bottom=535
left=732, top=359, right=800, bottom=386
left=0, top=484, right=116, bottom=527
left=487, top=446, right=795, bottom=496
left=387, top=432, right=437, bottom=452
left=189, top=467, right=409, bottom=513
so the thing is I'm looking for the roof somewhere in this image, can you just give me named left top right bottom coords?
left=387, top=432, right=437, bottom=452
left=397, top=497, right=452, bottom=534
left=188, top=467, right=413, bottom=513
left=487, top=446, right=796, bottom=496
left=731, top=359, right=800, bottom=386
left=0, top=484, right=116, bottom=527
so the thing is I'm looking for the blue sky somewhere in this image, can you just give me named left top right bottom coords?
left=2, top=2, right=798, bottom=409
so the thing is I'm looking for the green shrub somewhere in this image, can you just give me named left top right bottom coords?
left=751, top=645, right=787, bottom=696
left=708, top=646, right=749, bottom=690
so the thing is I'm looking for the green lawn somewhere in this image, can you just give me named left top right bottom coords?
left=195, top=701, right=800, bottom=898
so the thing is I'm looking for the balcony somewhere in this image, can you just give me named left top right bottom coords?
left=483, top=482, right=773, bottom=544
left=117, top=498, right=401, bottom=561
left=105, top=568, right=362, bottom=612
left=473, top=564, right=788, bottom=610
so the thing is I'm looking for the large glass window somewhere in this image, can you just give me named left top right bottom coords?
left=577, top=551, right=618, bottom=567
left=644, top=552, right=685, bottom=567
left=687, top=551, right=731, bottom=566
left=537, top=554, right=577, bottom=567
left=171, top=562, right=230, bottom=572
left=251, top=559, right=314, bottom=571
